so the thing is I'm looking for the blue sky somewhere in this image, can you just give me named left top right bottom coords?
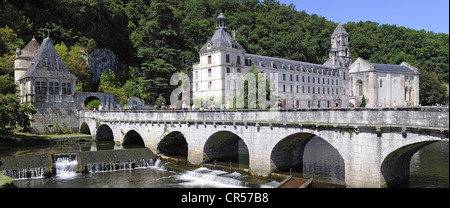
left=277, top=0, right=449, bottom=34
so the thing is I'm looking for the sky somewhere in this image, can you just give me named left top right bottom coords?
left=277, top=0, right=449, bottom=34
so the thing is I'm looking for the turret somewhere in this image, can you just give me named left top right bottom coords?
left=14, top=37, right=40, bottom=86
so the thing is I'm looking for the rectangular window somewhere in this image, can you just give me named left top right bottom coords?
left=302, top=76, right=305, bottom=83
left=308, top=76, right=310, bottom=83
left=208, top=69, right=212, bottom=77
left=296, top=85, right=299, bottom=93
left=208, top=81, right=212, bottom=90
left=296, top=75, right=299, bottom=82
left=283, top=85, right=286, bottom=92
left=290, top=74, right=293, bottom=82
left=49, top=82, right=54, bottom=95
left=302, top=86, right=305, bottom=93
left=237, top=56, right=241, bottom=65
left=41, top=81, right=47, bottom=94
left=54, top=82, right=59, bottom=94
left=195, top=71, right=198, bottom=80
left=313, top=77, right=315, bottom=83
left=283, top=74, right=286, bottom=81
left=226, top=54, right=230, bottom=63
left=290, top=85, right=293, bottom=92
left=67, top=83, right=71, bottom=95
left=226, top=68, right=230, bottom=73
left=208, top=55, right=212, bottom=64
left=62, top=83, right=66, bottom=95
left=35, top=81, right=40, bottom=94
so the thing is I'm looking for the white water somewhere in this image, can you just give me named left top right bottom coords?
left=0, top=168, right=45, bottom=180
left=85, top=158, right=163, bottom=173
left=175, top=167, right=248, bottom=188
left=54, top=153, right=78, bottom=179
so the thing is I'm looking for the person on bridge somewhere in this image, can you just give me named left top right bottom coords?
left=273, top=98, right=282, bottom=109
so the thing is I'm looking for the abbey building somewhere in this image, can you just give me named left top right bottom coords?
left=192, top=13, right=420, bottom=108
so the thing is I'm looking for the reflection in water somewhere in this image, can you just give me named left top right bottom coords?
left=409, top=141, right=449, bottom=188
left=302, top=137, right=345, bottom=184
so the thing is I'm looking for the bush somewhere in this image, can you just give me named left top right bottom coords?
left=87, top=99, right=100, bottom=110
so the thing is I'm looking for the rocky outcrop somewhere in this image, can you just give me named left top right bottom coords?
left=87, top=48, right=119, bottom=83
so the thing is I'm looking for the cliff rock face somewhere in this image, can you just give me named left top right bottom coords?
left=87, top=48, right=119, bottom=83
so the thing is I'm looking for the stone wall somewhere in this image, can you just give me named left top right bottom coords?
left=30, top=102, right=80, bottom=134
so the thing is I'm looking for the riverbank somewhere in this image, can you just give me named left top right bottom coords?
left=0, top=173, right=14, bottom=188
left=0, top=128, right=93, bottom=147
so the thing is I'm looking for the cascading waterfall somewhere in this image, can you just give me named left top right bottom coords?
left=176, top=167, right=248, bottom=188
left=0, top=168, right=45, bottom=180
left=85, top=158, right=163, bottom=173
left=53, top=153, right=78, bottom=178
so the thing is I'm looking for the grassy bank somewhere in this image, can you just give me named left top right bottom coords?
left=0, top=127, right=91, bottom=147
left=0, top=173, right=14, bottom=188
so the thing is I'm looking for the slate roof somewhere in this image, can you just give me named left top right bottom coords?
left=372, top=63, right=415, bottom=73
left=332, top=23, right=348, bottom=35
left=19, top=37, right=77, bottom=80
left=200, top=13, right=245, bottom=52
left=18, top=37, right=40, bottom=58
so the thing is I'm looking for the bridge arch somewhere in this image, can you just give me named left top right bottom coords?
left=80, top=122, right=91, bottom=135
left=96, top=124, right=114, bottom=141
left=123, top=129, right=145, bottom=147
left=203, top=131, right=249, bottom=167
left=380, top=140, right=440, bottom=187
left=157, top=131, right=188, bottom=157
left=270, top=132, right=345, bottom=180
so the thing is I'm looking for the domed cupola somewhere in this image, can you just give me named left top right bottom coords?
left=216, top=11, right=227, bottom=31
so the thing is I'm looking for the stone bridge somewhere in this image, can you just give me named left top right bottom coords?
left=79, top=107, right=449, bottom=188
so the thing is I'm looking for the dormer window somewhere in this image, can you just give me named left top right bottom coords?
left=207, top=43, right=212, bottom=50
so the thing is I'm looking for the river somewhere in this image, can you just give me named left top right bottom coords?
left=1, top=139, right=448, bottom=188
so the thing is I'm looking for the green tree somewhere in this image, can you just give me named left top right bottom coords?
left=55, top=42, right=93, bottom=92
left=419, top=70, right=446, bottom=105
left=135, top=0, right=183, bottom=104
left=361, top=95, right=366, bottom=107
left=0, top=77, right=36, bottom=129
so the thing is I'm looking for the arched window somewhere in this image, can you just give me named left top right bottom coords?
left=357, top=80, right=363, bottom=96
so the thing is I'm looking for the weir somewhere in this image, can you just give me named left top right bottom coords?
left=0, top=154, right=53, bottom=179
left=0, top=148, right=158, bottom=179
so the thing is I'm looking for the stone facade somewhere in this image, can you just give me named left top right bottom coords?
left=348, top=58, right=420, bottom=107
left=80, top=108, right=449, bottom=187
left=192, top=13, right=350, bottom=108
left=192, top=13, right=420, bottom=109
left=14, top=37, right=122, bottom=134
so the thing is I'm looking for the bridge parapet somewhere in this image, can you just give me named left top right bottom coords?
left=82, top=107, right=449, bottom=132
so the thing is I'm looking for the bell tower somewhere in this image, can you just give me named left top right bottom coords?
left=329, top=23, right=352, bottom=68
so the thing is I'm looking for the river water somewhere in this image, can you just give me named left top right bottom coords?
left=1, top=139, right=448, bottom=188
